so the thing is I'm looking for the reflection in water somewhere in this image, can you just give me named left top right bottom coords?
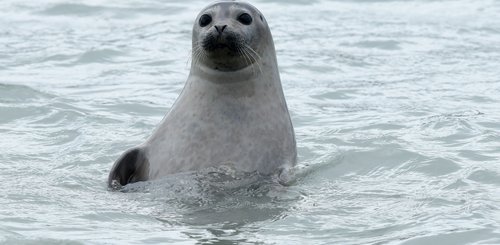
left=2, top=0, right=500, bottom=243
left=120, top=168, right=303, bottom=243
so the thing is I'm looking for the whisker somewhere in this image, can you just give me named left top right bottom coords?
left=244, top=44, right=263, bottom=63
left=243, top=48, right=258, bottom=76
left=243, top=45, right=263, bottom=76
left=238, top=46, right=254, bottom=75
left=187, top=49, right=192, bottom=67
left=191, top=42, right=206, bottom=68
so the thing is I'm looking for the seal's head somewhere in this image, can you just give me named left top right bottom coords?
left=192, top=1, right=273, bottom=72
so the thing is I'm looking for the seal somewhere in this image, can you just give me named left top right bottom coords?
left=108, top=1, right=296, bottom=188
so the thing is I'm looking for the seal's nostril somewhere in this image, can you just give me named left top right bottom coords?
left=214, top=25, right=228, bottom=34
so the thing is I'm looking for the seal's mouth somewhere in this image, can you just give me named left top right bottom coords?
left=214, top=43, right=229, bottom=49
left=201, top=32, right=242, bottom=54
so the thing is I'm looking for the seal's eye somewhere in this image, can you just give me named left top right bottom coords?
left=237, top=13, right=252, bottom=25
left=199, top=14, right=212, bottom=27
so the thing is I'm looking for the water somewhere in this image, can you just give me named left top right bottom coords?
left=1, top=0, right=500, bottom=244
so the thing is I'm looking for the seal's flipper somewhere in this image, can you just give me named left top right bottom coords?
left=108, top=148, right=149, bottom=189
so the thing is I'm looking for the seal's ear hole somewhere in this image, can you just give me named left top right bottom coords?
left=260, top=15, right=263, bottom=21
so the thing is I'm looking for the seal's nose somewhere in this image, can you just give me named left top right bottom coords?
left=214, top=25, right=227, bottom=35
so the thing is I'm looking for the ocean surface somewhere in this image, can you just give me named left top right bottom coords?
left=1, top=0, right=500, bottom=244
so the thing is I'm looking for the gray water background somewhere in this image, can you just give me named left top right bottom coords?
left=1, top=0, right=500, bottom=244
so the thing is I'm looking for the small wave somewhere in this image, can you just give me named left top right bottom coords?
left=0, top=238, right=84, bottom=245
left=341, top=40, right=402, bottom=50
left=0, top=83, right=55, bottom=103
left=38, top=3, right=106, bottom=16
left=74, top=49, right=126, bottom=64
left=38, top=3, right=185, bottom=18
left=114, top=167, right=304, bottom=226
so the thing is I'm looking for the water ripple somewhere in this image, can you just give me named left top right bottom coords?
left=1, top=0, right=500, bottom=244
